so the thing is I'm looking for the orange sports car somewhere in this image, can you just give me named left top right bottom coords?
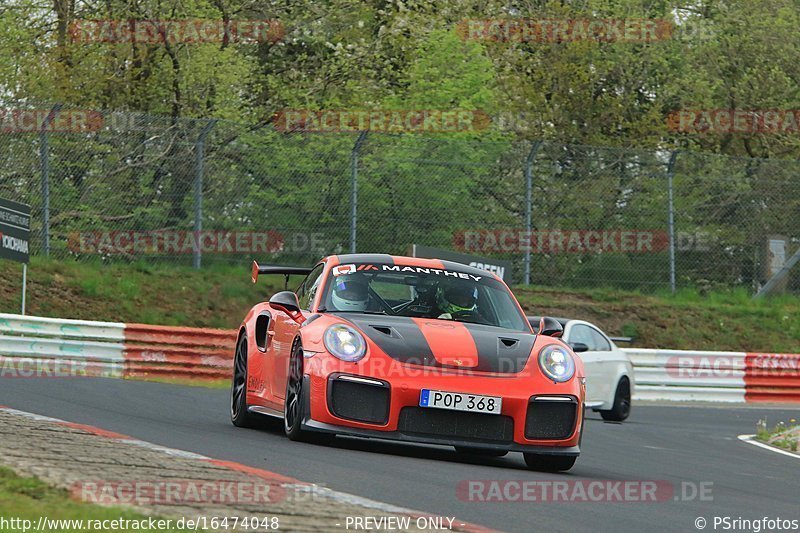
left=231, top=254, right=585, bottom=471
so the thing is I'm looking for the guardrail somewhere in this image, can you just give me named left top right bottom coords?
left=624, top=348, right=800, bottom=403
left=1, top=313, right=797, bottom=402
left=0, top=313, right=235, bottom=380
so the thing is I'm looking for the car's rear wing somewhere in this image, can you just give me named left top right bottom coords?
left=251, top=261, right=314, bottom=288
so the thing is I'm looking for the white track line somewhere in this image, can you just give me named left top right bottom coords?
left=738, top=434, right=800, bottom=460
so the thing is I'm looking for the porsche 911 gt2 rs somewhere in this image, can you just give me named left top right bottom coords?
left=231, top=254, right=586, bottom=471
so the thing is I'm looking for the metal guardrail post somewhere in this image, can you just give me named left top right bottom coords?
left=666, top=150, right=680, bottom=293
left=39, top=104, right=63, bottom=258
left=193, top=119, right=218, bottom=269
left=523, top=141, right=543, bottom=286
left=350, top=131, right=368, bottom=254
left=755, top=247, right=800, bottom=298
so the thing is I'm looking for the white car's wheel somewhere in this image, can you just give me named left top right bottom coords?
left=599, top=377, right=631, bottom=422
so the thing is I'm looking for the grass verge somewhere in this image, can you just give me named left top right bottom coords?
left=755, top=418, right=800, bottom=453
left=0, top=467, right=193, bottom=532
left=125, top=376, right=229, bottom=389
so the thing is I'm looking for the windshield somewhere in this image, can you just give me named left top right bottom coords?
left=320, top=263, right=530, bottom=332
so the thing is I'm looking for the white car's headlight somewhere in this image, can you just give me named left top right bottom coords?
left=324, top=324, right=367, bottom=362
left=538, top=345, right=575, bottom=383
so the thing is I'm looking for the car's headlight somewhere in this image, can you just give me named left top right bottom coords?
left=538, top=345, right=575, bottom=383
left=323, top=324, right=367, bottom=362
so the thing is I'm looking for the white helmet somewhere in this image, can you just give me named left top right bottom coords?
left=331, top=275, right=369, bottom=311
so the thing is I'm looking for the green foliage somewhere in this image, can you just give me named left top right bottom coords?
left=1, top=0, right=800, bottom=294
left=755, top=419, right=799, bottom=453
left=0, top=467, right=193, bottom=532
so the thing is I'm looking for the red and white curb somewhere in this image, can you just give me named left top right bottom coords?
left=0, top=405, right=497, bottom=533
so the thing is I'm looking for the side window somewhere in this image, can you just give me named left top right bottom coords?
left=298, top=264, right=324, bottom=310
left=589, top=327, right=611, bottom=351
left=569, top=325, right=595, bottom=350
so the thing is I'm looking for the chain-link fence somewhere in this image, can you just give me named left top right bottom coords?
left=1, top=102, right=798, bottom=294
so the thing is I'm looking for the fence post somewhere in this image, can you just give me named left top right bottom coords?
left=193, top=119, right=218, bottom=269
left=350, top=131, right=368, bottom=254
left=39, top=104, right=62, bottom=258
left=524, top=141, right=543, bottom=286
left=666, top=150, right=680, bottom=293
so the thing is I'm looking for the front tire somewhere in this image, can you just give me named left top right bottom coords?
left=231, top=332, right=258, bottom=428
left=523, top=453, right=577, bottom=472
left=284, top=341, right=307, bottom=440
left=599, top=377, right=631, bottom=422
left=283, top=341, right=333, bottom=444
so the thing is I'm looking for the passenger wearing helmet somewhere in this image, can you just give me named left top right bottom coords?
left=330, top=275, right=371, bottom=312
left=436, top=280, right=483, bottom=322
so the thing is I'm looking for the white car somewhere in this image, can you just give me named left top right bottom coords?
left=529, top=317, right=633, bottom=422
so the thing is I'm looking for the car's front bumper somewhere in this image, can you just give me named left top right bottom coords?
left=300, top=363, right=585, bottom=453
left=301, top=417, right=581, bottom=455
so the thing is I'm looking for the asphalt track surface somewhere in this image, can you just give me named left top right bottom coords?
left=1, top=377, right=798, bottom=533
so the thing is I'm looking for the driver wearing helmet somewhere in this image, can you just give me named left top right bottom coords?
left=330, top=275, right=371, bottom=312
left=436, top=280, right=483, bottom=322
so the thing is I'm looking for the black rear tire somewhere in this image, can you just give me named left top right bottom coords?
left=455, top=446, right=508, bottom=457
left=231, top=332, right=258, bottom=428
left=523, top=453, right=577, bottom=472
left=600, top=377, right=631, bottom=422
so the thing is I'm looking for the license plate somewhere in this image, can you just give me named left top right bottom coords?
left=419, top=389, right=502, bottom=415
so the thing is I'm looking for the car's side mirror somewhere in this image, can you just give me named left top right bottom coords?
left=538, top=316, right=564, bottom=338
left=269, top=291, right=303, bottom=323
left=569, top=342, right=589, bottom=353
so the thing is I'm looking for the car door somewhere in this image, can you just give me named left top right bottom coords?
left=269, top=263, right=325, bottom=401
left=565, top=323, right=605, bottom=405
left=584, top=325, right=616, bottom=402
